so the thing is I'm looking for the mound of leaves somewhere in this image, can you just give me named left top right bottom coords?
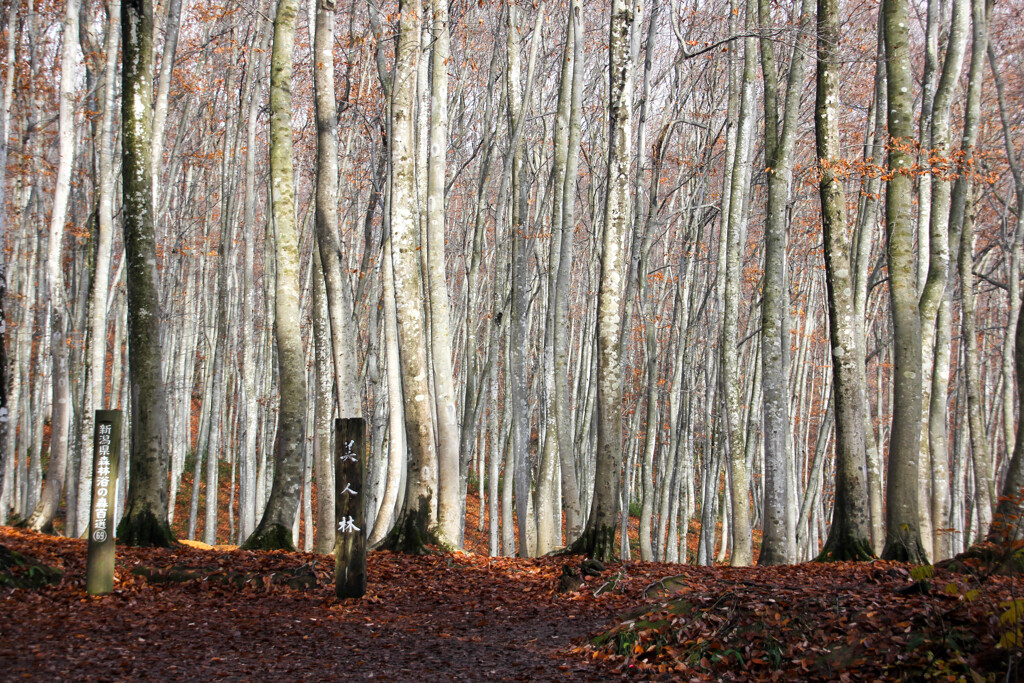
left=577, top=561, right=1021, bottom=681
left=0, top=543, right=63, bottom=589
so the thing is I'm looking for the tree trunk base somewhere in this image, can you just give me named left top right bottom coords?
left=881, top=533, right=928, bottom=564
left=241, top=522, right=295, bottom=551
left=376, top=506, right=449, bottom=555
left=758, top=544, right=791, bottom=566
left=117, top=508, right=176, bottom=548
left=815, top=535, right=875, bottom=562
left=13, top=517, right=54, bottom=535
left=564, top=523, right=618, bottom=562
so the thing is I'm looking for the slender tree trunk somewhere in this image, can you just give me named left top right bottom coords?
left=368, top=234, right=407, bottom=546
left=815, top=0, right=874, bottom=561
left=380, top=0, right=444, bottom=553
left=425, top=0, right=460, bottom=547
left=75, top=0, right=120, bottom=534
left=312, top=242, right=336, bottom=554
left=572, top=0, right=635, bottom=562
left=721, top=0, right=756, bottom=567
left=985, top=38, right=1024, bottom=544
left=917, top=0, right=969, bottom=562
left=756, top=0, right=812, bottom=566
left=243, top=0, right=307, bottom=551
left=313, top=0, right=360, bottom=420
left=149, top=0, right=182, bottom=212
left=880, top=0, right=928, bottom=564
left=506, top=0, right=531, bottom=558
left=950, top=0, right=994, bottom=541
left=0, top=0, right=15, bottom=525
left=238, top=4, right=272, bottom=543
left=853, top=18, right=887, bottom=552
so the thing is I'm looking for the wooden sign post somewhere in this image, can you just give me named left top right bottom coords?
left=86, top=410, right=122, bottom=596
left=334, top=417, right=366, bottom=598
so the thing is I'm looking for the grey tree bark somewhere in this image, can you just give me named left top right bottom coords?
left=756, top=0, right=812, bottom=566
left=380, top=0, right=444, bottom=553
left=243, top=0, right=307, bottom=551
left=425, top=0, right=461, bottom=547
left=313, top=0, right=361, bottom=422
left=917, top=0, right=969, bottom=561
left=24, top=0, right=78, bottom=534
left=117, top=0, right=176, bottom=546
left=815, top=0, right=874, bottom=561
left=721, top=0, right=756, bottom=567
left=571, top=0, right=635, bottom=562
left=880, top=0, right=928, bottom=564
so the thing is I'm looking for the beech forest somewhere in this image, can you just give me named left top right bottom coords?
left=1, top=0, right=1024, bottom=677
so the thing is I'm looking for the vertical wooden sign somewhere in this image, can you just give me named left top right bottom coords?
left=86, top=410, right=122, bottom=596
left=334, top=417, right=366, bottom=598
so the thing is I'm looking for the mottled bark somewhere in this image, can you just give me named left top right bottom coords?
left=24, top=0, right=78, bottom=534
left=312, top=243, right=335, bottom=554
left=571, top=0, right=634, bottom=562
left=721, top=0, right=756, bottom=567
left=117, top=0, right=175, bottom=547
left=917, top=0, right=969, bottom=561
left=880, top=0, right=927, bottom=563
left=313, top=0, right=360, bottom=420
left=756, top=0, right=812, bottom=566
left=243, top=0, right=307, bottom=551
left=814, top=0, right=874, bottom=562
left=380, top=0, right=444, bottom=554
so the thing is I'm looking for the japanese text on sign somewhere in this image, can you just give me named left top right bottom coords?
left=92, top=424, right=113, bottom=543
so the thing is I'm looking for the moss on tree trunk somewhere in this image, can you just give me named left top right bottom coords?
left=377, top=496, right=452, bottom=555
left=241, top=522, right=295, bottom=552
left=565, top=522, right=619, bottom=563
left=117, top=508, right=176, bottom=548
left=815, top=535, right=875, bottom=563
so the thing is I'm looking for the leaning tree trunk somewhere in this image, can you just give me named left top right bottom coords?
left=242, top=0, right=307, bottom=551
left=117, top=0, right=175, bottom=547
left=312, top=0, right=360, bottom=421
left=24, top=0, right=79, bottom=534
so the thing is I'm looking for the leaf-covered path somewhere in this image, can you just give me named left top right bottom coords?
left=0, top=527, right=664, bottom=681
left=0, top=527, right=1018, bottom=681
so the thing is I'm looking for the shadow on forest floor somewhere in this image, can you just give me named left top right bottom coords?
left=0, top=526, right=1020, bottom=681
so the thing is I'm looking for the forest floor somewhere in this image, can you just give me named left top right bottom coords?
left=1, top=525, right=1022, bottom=682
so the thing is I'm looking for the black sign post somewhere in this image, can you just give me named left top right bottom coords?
left=334, top=417, right=366, bottom=599
left=86, top=410, right=122, bottom=596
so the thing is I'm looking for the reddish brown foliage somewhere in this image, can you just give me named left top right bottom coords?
left=0, top=526, right=1019, bottom=681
